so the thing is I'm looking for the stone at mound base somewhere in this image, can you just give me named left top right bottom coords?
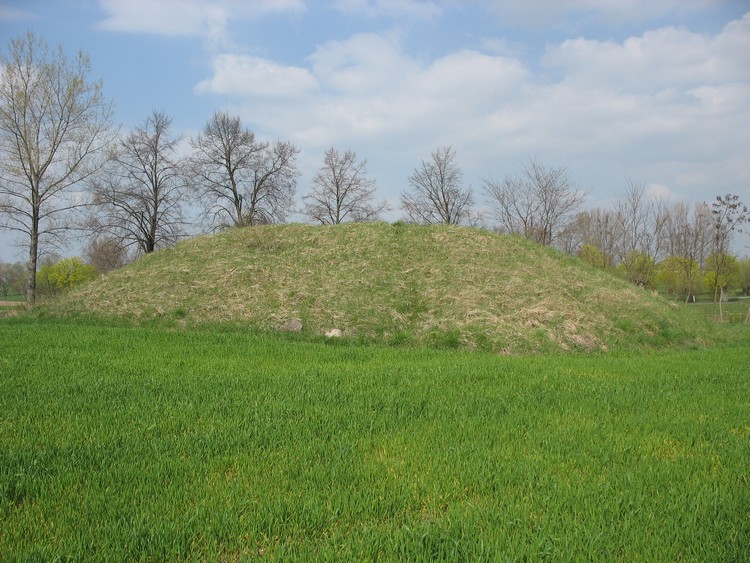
left=325, top=328, right=342, bottom=338
left=279, top=318, right=303, bottom=332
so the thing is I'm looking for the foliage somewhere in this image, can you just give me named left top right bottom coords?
left=707, top=195, right=747, bottom=302
left=0, top=32, right=114, bottom=306
left=37, top=257, right=97, bottom=294
left=704, top=253, right=740, bottom=297
left=618, top=249, right=657, bottom=288
left=658, top=255, right=703, bottom=300
left=738, top=258, right=750, bottom=296
left=0, top=262, right=26, bottom=299
left=1, top=318, right=748, bottom=560
left=400, top=146, right=475, bottom=225
left=577, top=243, right=605, bottom=268
left=302, top=147, right=388, bottom=224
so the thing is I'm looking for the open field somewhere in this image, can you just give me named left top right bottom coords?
left=0, top=294, right=25, bottom=307
left=687, top=299, right=750, bottom=324
left=0, top=297, right=25, bottom=317
left=1, top=317, right=748, bottom=560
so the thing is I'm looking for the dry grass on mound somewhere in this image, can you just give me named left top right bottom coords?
left=47, top=222, right=706, bottom=353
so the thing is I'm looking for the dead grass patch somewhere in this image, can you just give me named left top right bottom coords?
left=44, top=222, right=708, bottom=353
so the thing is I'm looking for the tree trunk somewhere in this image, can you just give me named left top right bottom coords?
left=27, top=228, right=38, bottom=308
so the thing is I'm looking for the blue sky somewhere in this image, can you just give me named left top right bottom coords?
left=1, top=0, right=749, bottom=261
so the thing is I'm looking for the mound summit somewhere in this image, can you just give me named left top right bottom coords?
left=49, top=222, right=704, bottom=353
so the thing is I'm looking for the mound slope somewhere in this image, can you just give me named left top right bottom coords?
left=49, top=222, right=705, bottom=352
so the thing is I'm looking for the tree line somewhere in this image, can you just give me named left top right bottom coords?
left=1, top=32, right=748, bottom=306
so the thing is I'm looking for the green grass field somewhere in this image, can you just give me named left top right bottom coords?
left=1, top=317, right=748, bottom=560
left=0, top=294, right=25, bottom=306
left=687, top=299, right=750, bottom=324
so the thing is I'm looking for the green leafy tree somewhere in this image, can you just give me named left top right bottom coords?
left=658, top=256, right=703, bottom=301
left=738, top=258, right=750, bottom=296
left=36, top=263, right=58, bottom=297
left=619, top=250, right=657, bottom=288
left=577, top=244, right=606, bottom=269
left=704, top=253, right=740, bottom=299
left=38, top=257, right=97, bottom=294
left=0, top=261, right=26, bottom=299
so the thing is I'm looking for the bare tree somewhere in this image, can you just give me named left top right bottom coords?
left=190, top=111, right=299, bottom=229
left=83, top=236, right=131, bottom=274
left=663, top=201, right=712, bottom=265
left=711, top=194, right=748, bottom=254
left=707, top=194, right=749, bottom=305
left=662, top=201, right=713, bottom=301
left=400, top=146, right=474, bottom=225
left=89, top=111, right=188, bottom=255
left=573, top=208, right=621, bottom=268
left=616, top=180, right=653, bottom=258
left=484, top=158, right=585, bottom=246
left=302, top=148, right=387, bottom=225
left=614, top=179, right=671, bottom=286
left=0, top=32, right=114, bottom=306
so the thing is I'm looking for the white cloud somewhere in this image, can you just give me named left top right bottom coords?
left=646, top=182, right=676, bottom=200
left=543, top=14, right=750, bottom=91
left=481, top=0, right=728, bottom=27
left=196, top=54, right=319, bottom=98
left=191, top=10, right=749, bottom=215
left=96, top=0, right=305, bottom=39
left=332, top=0, right=443, bottom=19
left=308, top=33, right=418, bottom=94
left=0, top=6, right=36, bottom=22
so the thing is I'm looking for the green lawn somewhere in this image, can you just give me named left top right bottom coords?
left=686, top=298, right=750, bottom=324
left=1, top=318, right=748, bottom=560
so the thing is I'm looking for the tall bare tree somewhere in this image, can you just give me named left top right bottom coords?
left=662, top=201, right=712, bottom=301
left=190, top=111, right=299, bottom=229
left=613, top=179, right=671, bottom=286
left=484, top=158, right=585, bottom=246
left=83, top=236, right=131, bottom=274
left=89, top=110, right=188, bottom=255
left=707, top=194, right=748, bottom=304
left=0, top=32, right=114, bottom=305
left=302, top=147, right=387, bottom=225
left=573, top=208, right=621, bottom=268
left=400, top=146, right=474, bottom=225
left=663, top=201, right=712, bottom=265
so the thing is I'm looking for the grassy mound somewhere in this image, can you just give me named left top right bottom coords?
left=46, top=222, right=710, bottom=352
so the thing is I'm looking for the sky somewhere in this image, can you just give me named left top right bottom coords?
left=1, top=0, right=749, bottom=261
